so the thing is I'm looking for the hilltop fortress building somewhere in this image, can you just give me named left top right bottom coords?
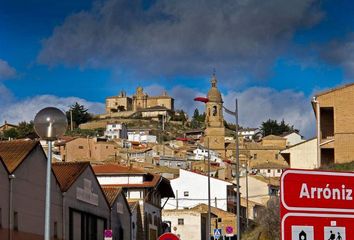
left=105, top=87, right=174, bottom=113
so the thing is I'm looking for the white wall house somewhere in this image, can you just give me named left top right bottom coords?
left=191, top=147, right=222, bottom=162
left=163, top=169, right=236, bottom=212
left=162, top=209, right=210, bottom=240
left=281, top=132, right=305, bottom=146
left=239, top=176, right=270, bottom=220
left=128, top=132, right=157, bottom=143
left=239, top=128, right=258, bottom=140
left=105, top=123, right=128, bottom=140
left=280, top=137, right=318, bottom=169
left=258, top=168, right=283, bottom=178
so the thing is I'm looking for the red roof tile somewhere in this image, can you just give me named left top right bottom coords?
left=101, top=186, right=123, bottom=206
left=0, top=140, right=39, bottom=173
left=52, top=162, right=90, bottom=192
left=92, top=163, right=146, bottom=175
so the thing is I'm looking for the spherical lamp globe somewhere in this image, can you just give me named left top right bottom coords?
left=34, top=107, right=68, bottom=141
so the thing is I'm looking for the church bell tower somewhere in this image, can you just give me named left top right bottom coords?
left=204, top=74, right=226, bottom=157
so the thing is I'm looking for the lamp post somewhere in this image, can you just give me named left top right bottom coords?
left=223, top=99, right=241, bottom=240
left=194, top=97, right=211, bottom=240
left=34, top=107, right=67, bottom=240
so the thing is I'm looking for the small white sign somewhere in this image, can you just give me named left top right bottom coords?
left=291, top=226, right=314, bottom=240
left=324, top=226, right=345, bottom=240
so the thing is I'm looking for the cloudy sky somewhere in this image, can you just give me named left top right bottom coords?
left=1, top=0, right=354, bottom=137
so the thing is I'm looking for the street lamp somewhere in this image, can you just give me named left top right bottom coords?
left=223, top=99, right=241, bottom=240
left=34, top=107, right=67, bottom=240
left=194, top=97, right=211, bottom=240
left=194, top=96, right=241, bottom=239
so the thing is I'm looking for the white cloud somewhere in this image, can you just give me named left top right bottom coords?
left=223, top=87, right=315, bottom=138
left=38, top=0, right=323, bottom=82
left=0, top=59, right=17, bottom=80
left=145, top=83, right=316, bottom=138
left=0, top=81, right=315, bottom=138
left=0, top=93, right=104, bottom=124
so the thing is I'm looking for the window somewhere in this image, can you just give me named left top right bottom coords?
left=184, top=191, right=189, bottom=197
left=148, top=214, right=152, bottom=224
left=54, top=221, right=58, bottom=239
left=277, top=169, right=281, bottom=173
left=275, top=154, right=278, bottom=160
left=253, top=154, right=257, bottom=160
left=267, top=169, right=271, bottom=173
left=178, top=218, right=184, bottom=225
left=14, top=212, right=18, bottom=231
left=78, top=146, right=84, bottom=149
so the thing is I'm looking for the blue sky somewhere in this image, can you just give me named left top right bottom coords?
left=1, top=0, right=354, bottom=137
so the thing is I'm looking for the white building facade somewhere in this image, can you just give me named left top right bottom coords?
left=162, top=209, right=209, bottom=240
left=191, top=147, right=222, bottom=162
left=239, top=128, right=258, bottom=140
left=105, top=123, right=128, bottom=140
left=128, top=133, right=157, bottom=143
left=280, top=138, right=318, bottom=169
left=282, top=132, right=305, bottom=146
left=163, top=169, right=236, bottom=212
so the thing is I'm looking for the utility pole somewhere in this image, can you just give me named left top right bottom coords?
left=207, top=139, right=211, bottom=240
left=223, top=99, right=241, bottom=240
left=70, top=110, right=73, bottom=131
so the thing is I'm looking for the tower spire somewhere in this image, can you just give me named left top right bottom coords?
left=211, top=70, right=217, bottom=88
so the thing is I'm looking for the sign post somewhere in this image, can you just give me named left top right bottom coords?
left=281, top=169, right=354, bottom=240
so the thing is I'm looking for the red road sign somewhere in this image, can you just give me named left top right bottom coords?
left=281, top=169, right=354, bottom=212
left=282, top=213, right=354, bottom=239
left=225, top=226, right=233, bottom=234
left=281, top=169, right=354, bottom=240
left=158, top=233, right=180, bottom=240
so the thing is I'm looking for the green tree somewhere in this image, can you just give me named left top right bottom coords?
left=192, top=108, right=206, bottom=122
left=17, top=121, right=37, bottom=138
left=191, top=108, right=206, bottom=128
left=192, top=108, right=200, bottom=120
left=66, top=102, right=92, bottom=128
left=259, top=119, right=296, bottom=136
left=3, top=128, right=19, bottom=139
left=171, top=109, right=187, bottom=124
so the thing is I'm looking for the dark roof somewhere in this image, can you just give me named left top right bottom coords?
left=0, top=140, right=39, bottom=173
left=52, top=162, right=90, bottom=192
left=158, top=177, right=175, bottom=198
